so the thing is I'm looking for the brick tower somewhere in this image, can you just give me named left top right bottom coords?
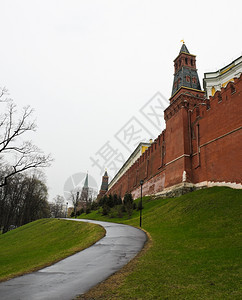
left=171, top=43, right=202, bottom=98
left=164, top=43, right=205, bottom=186
left=97, top=170, right=109, bottom=200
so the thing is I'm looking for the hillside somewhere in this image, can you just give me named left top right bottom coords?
left=80, top=187, right=242, bottom=299
left=0, top=218, right=105, bottom=282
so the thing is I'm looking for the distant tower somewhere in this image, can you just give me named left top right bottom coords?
left=171, top=42, right=202, bottom=99
left=100, top=170, right=108, bottom=191
left=97, top=170, right=109, bottom=200
left=80, top=172, right=89, bottom=204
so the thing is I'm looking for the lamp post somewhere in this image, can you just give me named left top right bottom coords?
left=75, top=192, right=79, bottom=218
left=140, top=180, right=144, bottom=227
left=66, top=202, right=68, bottom=218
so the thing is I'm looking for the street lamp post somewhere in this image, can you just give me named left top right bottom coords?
left=75, top=191, right=79, bottom=218
left=66, top=202, right=68, bottom=218
left=140, top=180, right=144, bottom=227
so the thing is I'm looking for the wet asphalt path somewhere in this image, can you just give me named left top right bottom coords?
left=0, top=219, right=147, bottom=300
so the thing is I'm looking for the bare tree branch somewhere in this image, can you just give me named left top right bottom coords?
left=0, top=88, right=53, bottom=187
left=0, top=104, right=36, bottom=153
left=0, top=87, right=11, bottom=102
left=0, top=152, right=52, bottom=188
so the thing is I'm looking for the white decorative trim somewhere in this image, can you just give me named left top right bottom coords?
left=154, top=180, right=242, bottom=198
left=204, top=55, right=242, bottom=98
left=165, top=154, right=190, bottom=166
left=153, top=182, right=194, bottom=197
left=206, top=181, right=242, bottom=189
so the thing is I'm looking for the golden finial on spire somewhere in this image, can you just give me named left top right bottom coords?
left=180, top=39, right=185, bottom=44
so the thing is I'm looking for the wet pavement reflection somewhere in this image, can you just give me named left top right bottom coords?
left=0, top=219, right=147, bottom=300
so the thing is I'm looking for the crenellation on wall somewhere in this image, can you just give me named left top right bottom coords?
left=203, top=55, right=242, bottom=98
left=190, top=73, right=242, bottom=185
left=106, top=50, right=242, bottom=199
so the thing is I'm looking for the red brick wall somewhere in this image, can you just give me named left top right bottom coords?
left=107, top=75, right=242, bottom=199
left=165, top=105, right=191, bottom=187
left=191, top=77, right=242, bottom=184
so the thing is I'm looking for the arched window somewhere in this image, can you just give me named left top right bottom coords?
left=191, top=59, right=194, bottom=66
left=185, top=58, right=188, bottom=64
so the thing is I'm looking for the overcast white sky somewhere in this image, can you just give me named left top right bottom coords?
left=1, top=0, right=241, bottom=202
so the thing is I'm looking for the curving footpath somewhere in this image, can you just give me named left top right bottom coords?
left=0, top=219, right=147, bottom=300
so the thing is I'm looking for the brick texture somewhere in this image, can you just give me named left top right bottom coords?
left=107, top=74, right=242, bottom=199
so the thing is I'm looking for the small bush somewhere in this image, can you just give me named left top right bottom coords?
left=121, top=205, right=126, bottom=212
left=117, top=205, right=123, bottom=218
left=107, top=194, right=114, bottom=208
left=102, top=204, right=110, bottom=216
left=91, top=202, right=98, bottom=211
left=123, top=193, right=133, bottom=206
left=113, top=194, right=118, bottom=206
left=123, top=193, right=134, bottom=218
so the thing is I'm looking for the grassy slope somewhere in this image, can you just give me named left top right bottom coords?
left=0, top=218, right=105, bottom=282
left=80, top=187, right=242, bottom=299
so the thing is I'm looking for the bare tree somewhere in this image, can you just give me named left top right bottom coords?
left=79, top=186, right=97, bottom=207
left=0, top=87, right=52, bottom=187
left=71, top=186, right=97, bottom=215
left=0, top=170, right=50, bottom=233
left=0, top=87, right=11, bottom=103
left=69, top=189, right=81, bottom=218
left=49, top=195, right=65, bottom=218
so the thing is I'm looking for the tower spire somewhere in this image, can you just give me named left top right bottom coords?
left=83, top=172, right=88, bottom=188
left=179, top=43, right=189, bottom=54
left=171, top=44, right=202, bottom=99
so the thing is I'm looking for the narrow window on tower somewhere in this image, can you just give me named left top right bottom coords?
left=218, top=92, right=222, bottom=102
left=192, top=77, right=197, bottom=84
left=230, top=83, right=236, bottom=94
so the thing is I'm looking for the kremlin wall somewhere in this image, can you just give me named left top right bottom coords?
left=98, top=44, right=242, bottom=199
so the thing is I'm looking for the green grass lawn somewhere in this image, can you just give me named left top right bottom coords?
left=0, top=218, right=105, bottom=282
left=79, top=187, right=242, bottom=299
